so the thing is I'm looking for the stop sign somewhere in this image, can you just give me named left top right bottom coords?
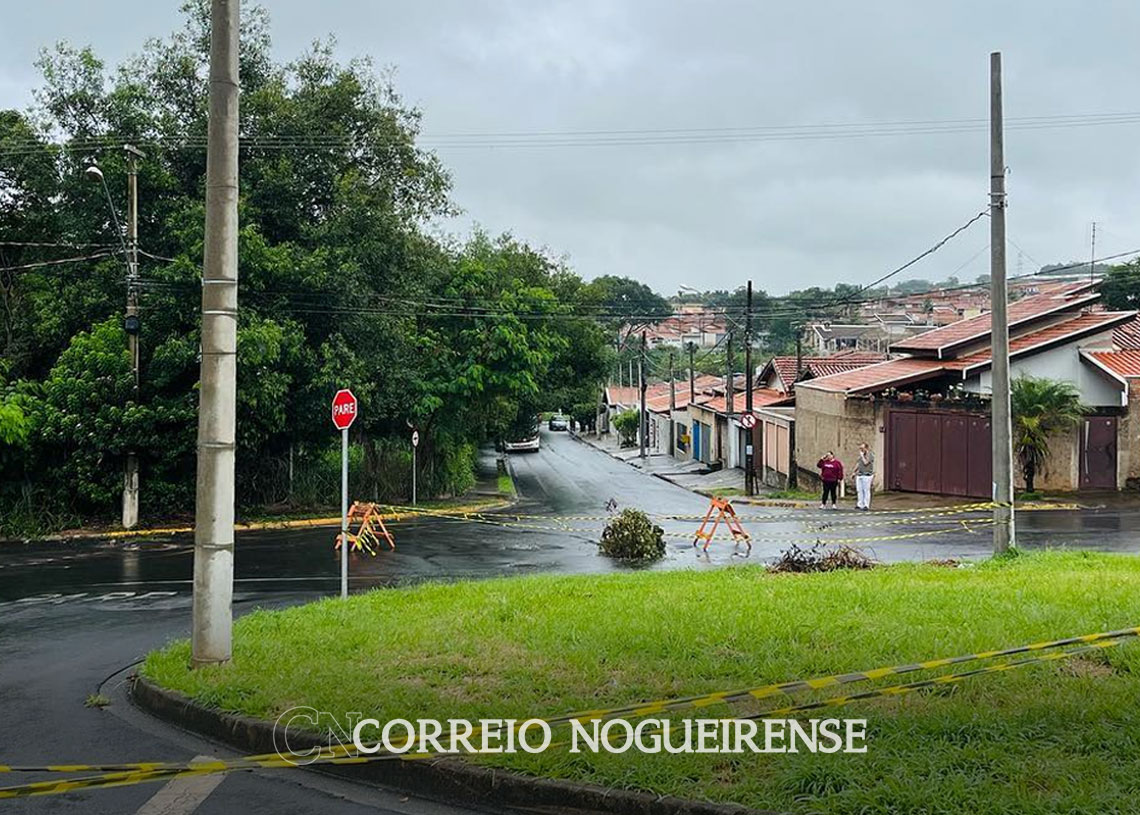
left=331, top=389, right=358, bottom=430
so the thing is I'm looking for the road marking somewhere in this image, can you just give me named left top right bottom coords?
left=134, top=756, right=225, bottom=815
left=0, top=591, right=179, bottom=609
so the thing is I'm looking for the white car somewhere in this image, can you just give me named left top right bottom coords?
left=503, top=434, right=541, bottom=453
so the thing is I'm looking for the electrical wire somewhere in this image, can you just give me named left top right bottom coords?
left=7, top=109, right=1140, bottom=157
left=0, top=251, right=116, bottom=273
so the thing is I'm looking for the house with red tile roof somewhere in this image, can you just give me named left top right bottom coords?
left=757, top=350, right=889, bottom=394
left=794, top=281, right=1139, bottom=496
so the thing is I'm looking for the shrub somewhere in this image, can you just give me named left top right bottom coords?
left=599, top=508, right=665, bottom=561
left=613, top=409, right=640, bottom=447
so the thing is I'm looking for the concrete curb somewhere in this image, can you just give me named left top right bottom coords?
left=1, top=497, right=516, bottom=546
left=131, top=676, right=771, bottom=815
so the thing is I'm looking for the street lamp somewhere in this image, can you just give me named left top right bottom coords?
left=85, top=146, right=145, bottom=529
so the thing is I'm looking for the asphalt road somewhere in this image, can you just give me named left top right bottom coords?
left=3, top=428, right=1140, bottom=812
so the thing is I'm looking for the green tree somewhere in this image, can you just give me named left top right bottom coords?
left=1011, top=376, right=1086, bottom=492
left=581, top=275, right=671, bottom=328
left=0, top=3, right=613, bottom=525
left=613, top=409, right=640, bottom=447
left=1099, top=260, right=1140, bottom=311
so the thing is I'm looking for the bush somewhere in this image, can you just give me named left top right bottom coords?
left=599, top=508, right=666, bottom=561
left=613, top=409, right=640, bottom=447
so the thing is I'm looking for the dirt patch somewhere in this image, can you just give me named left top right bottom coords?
left=1059, top=655, right=1116, bottom=679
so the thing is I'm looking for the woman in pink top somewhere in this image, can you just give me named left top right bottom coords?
left=817, top=452, right=844, bottom=509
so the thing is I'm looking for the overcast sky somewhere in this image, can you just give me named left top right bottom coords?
left=4, top=1, right=1140, bottom=295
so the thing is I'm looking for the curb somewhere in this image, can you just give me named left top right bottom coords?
left=0, top=497, right=516, bottom=546
left=131, top=677, right=769, bottom=815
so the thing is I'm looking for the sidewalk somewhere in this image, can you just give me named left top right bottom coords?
left=575, top=431, right=748, bottom=496
left=573, top=432, right=1086, bottom=511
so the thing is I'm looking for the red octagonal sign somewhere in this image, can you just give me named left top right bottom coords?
left=331, top=388, right=358, bottom=430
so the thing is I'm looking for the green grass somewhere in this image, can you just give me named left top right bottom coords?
left=497, top=471, right=516, bottom=498
left=760, top=488, right=818, bottom=501
left=143, top=552, right=1140, bottom=814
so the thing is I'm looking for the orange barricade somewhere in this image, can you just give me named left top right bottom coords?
left=692, top=497, right=751, bottom=553
left=334, top=501, right=396, bottom=555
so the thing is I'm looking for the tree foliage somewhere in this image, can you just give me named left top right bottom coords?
left=1099, top=260, right=1140, bottom=311
left=0, top=3, right=611, bottom=527
left=1011, top=376, right=1086, bottom=492
left=599, top=508, right=665, bottom=561
left=613, top=409, right=641, bottom=448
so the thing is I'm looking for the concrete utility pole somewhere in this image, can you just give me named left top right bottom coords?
left=725, top=332, right=734, bottom=465
left=725, top=332, right=735, bottom=420
left=744, top=282, right=755, bottom=495
left=688, top=341, right=696, bottom=404
left=668, top=351, right=676, bottom=454
left=192, top=0, right=240, bottom=667
left=639, top=332, right=648, bottom=458
left=989, top=51, right=1015, bottom=554
left=123, top=145, right=144, bottom=528
left=1090, top=221, right=1097, bottom=281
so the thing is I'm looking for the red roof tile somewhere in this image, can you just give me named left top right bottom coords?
left=604, top=386, right=639, bottom=406
left=797, top=358, right=949, bottom=394
left=946, top=311, right=1133, bottom=372
left=802, top=309, right=1134, bottom=395
left=760, top=352, right=888, bottom=391
left=697, top=388, right=791, bottom=414
left=1084, top=349, right=1140, bottom=379
left=1114, top=317, right=1140, bottom=350
left=889, top=281, right=1101, bottom=355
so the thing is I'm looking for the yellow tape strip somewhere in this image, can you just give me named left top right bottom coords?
left=0, top=636, right=1126, bottom=799
left=3, top=624, right=1136, bottom=784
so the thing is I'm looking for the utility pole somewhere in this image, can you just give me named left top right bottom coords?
left=668, top=351, right=676, bottom=454
left=725, top=332, right=734, bottom=465
left=688, top=341, right=696, bottom=404
left=639, top=332, right=648, bottom=458
left=744, top=282, right=754, bottom=495
left=795, top=331, right=803, bottom=383
left=1090, top=221, right=1097, bottom=281
left=122, top=144, right=144, bottom=529
left=989, top=51, right=1015, bottom=554
left=192, top=0, right=240, bottom=667
left=725, top=332, right=735, bottom=419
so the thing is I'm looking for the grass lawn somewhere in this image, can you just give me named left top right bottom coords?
left=758, top=487, right=819, bottom=501
left=497, top=470, right=516, bottom=499
left=144, top=551, right=1140, bottom=814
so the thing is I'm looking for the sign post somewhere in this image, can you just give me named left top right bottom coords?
left=411, top=429, right=420, bottom=506
left=331, top=389, right=358, bottom=598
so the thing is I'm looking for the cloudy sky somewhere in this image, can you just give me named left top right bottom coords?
left=4, top=1, right=1140, bottom=295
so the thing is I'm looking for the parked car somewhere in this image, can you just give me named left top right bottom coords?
left=548, top=414, right=569, bottom=431
left=504, top=416, right=541, bottom=453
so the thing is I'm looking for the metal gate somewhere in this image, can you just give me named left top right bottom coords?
left=1080, top=416, right=1117, bottom=489
left=888, top=409, right=992, bottom=498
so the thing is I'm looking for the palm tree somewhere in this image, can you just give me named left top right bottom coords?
left=1010, top=376, right=1086, bottom=492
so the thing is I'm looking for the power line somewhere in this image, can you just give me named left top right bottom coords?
left=7, top=109, right=1140, bottom=156
left=0, top=251, right=116, bottom=273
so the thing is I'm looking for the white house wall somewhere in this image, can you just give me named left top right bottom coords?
left=966, top=330, right=1123, bottom=407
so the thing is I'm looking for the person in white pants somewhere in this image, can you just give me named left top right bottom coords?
left=855, top=442, right=874, bottom=511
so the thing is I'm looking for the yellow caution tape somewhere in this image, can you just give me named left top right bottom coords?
left=0, top=634, right=1128, bottom=798
left=2, top=624, right=1135, bottom=795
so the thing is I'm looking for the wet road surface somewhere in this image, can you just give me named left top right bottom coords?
left=3, top=428, right=1140, bottom=812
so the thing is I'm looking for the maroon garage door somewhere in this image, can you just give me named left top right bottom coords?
left=888, top=410, right=992, bottom=498
left=1080, top=416, right=1118, bottom=489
